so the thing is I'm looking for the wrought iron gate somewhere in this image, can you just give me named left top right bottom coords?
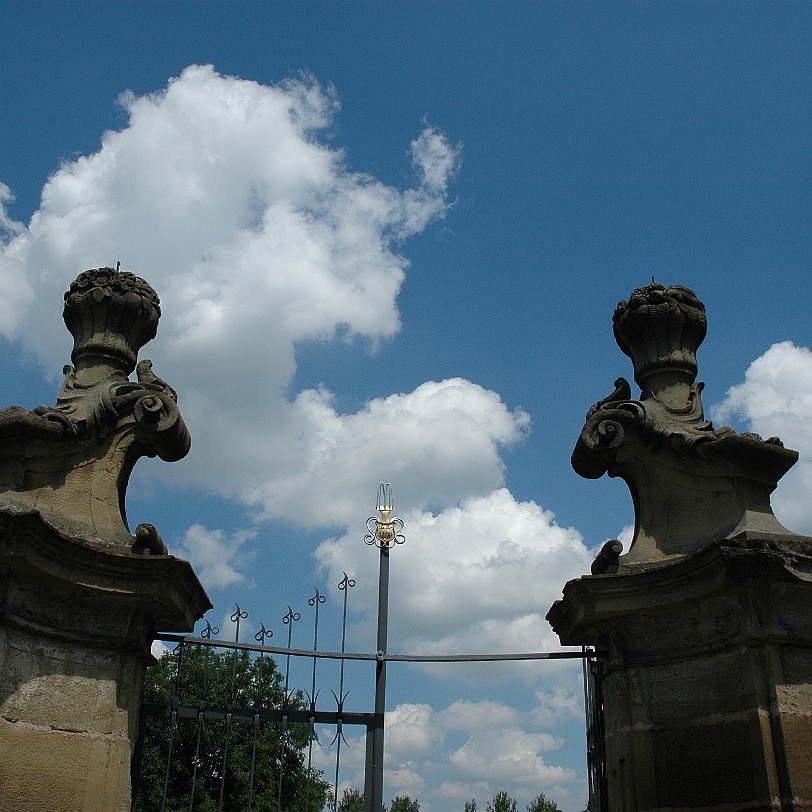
left=132, top=487, right=607, bottom=811
left=132, top=606, right=606, bottom=812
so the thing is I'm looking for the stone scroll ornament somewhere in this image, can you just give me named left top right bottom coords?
left=572, top=281, right=804, bottom=567
left=0, top=267, right=189, bottom=551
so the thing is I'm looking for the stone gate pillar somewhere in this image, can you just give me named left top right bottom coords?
left=0, top=267, right=211, bottom=812
left=548, top=283, right=812, bottom=811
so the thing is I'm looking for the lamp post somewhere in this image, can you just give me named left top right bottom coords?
left=363, top=484, right=405, bottom=812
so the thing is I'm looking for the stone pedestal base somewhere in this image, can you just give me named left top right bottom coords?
left=0, top=509, right=210, bottom=812
left=548, top=537, right=812, bottom=812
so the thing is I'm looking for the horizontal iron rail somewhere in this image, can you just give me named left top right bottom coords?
left=156, top=633, right=600, bottom=662
left=140, top=701, right=375, bottom=727
left=384, top=652, right=595, bottom=662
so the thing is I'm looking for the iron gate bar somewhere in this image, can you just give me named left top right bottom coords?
left=156, top=633, right=597, bottom=662
left=583, top=652, right=607, bottom=812
left=140, top=703, right=376, bottom=727
left=381, top=651, right=597, bottom=661
left=332, top=573, right=356, bottom=807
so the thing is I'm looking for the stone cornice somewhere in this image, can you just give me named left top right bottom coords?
left=547, top=536, right=812, bottom=664
left=0, top=508, right=211, bottom=655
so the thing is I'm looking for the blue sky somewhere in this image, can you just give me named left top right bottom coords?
left=3, top=3, right=812, bottom=810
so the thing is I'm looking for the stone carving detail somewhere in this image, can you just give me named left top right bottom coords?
left=0, top=267, right=189, bottom=549
left=613, top=282, right=706, bottom=389
left=573, top=282, right=804, bottom=564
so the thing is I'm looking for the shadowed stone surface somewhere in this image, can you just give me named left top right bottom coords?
left=549, top=282, right=812, bottom=811
left=0, top=268, right=210, bottom=812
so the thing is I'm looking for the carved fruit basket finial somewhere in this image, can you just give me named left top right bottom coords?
left=0, top=266, right=188, bottom=550
left=63, top=266, right=161, bottom=376
left=612, top=282, right=707, bottom=395
left=573, top=280, right=802, bottom=566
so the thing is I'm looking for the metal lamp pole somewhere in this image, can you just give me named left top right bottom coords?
left=364, top=484, right=405, bottom=812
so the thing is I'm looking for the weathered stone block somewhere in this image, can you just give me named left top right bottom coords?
left=0, top=719, right=131, bottom=812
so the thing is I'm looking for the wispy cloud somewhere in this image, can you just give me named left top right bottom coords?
left=174, top=523, right=256, bottom=590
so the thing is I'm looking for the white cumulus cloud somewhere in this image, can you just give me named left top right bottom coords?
left=713, top=341, right=812, bottom=535
left=447, top=726, right=567, bottom=783
left=325, top=696, right=581, bottom=810
left=173, top=523, right=256, bottom=590
left=316, top=488, right=592, bottom=658
left=246, top=379, right=529, bottom=528
left=0, top=64, right=463, bottom=529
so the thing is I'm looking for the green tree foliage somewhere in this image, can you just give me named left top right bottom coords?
left=389, top=795, right=420, bottom=812
left=526, top=793, right=562, bottom=812
left=135, top=645, right=330, bottom=812
left=337, top=787, right=365, bottom=812
left=335, top=788, right=420, bottom=812
left=466, top=793, right=562, bottom=812
left=486, top=791, right=518, bottom=812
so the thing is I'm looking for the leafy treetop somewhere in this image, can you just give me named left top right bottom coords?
left=136, top=644, right=329, bottom=812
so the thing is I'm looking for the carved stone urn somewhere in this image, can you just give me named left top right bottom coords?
left=571, top=281, right=800, bottom=565
left=0, top=267, right=210, bottom=812
left=0, top=266, right=190, bottom=549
